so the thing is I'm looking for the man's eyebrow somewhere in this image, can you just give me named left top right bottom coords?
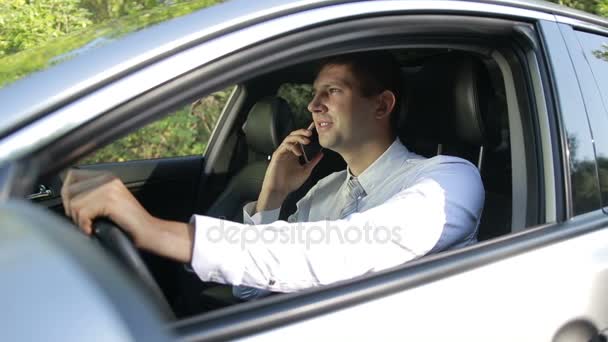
left=313, top=80, right=351, bottom=91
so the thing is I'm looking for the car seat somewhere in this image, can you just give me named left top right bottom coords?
left=205, top=96, right=295, bottom=222
left=400, top=52, right=512, bottom=241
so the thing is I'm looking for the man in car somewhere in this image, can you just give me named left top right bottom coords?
left=61, top=51, right=484, bottom=299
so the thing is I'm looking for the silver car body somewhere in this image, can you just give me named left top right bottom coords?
left=1, top=0, right=608, bottom=341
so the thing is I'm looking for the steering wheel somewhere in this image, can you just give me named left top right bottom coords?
left=92, top=219, right=175, bottom=320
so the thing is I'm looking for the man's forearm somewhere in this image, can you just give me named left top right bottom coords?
left=135, top=216, right=194, bottom=263
left=255, top=187, right=288, bottom=213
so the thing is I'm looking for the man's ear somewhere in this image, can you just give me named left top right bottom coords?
left=375, top=90, right=396, bottom=119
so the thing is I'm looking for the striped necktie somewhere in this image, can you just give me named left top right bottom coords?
left=339, top=176, right=367, bottom=219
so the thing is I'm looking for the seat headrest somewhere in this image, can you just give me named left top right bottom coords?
left=242, top=97, right=295, bottom=155
left=401, top=53, right=499, bottom=149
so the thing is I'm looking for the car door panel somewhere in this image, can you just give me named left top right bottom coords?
left=238, top=215, right=608, bottom=341
left=86, top=156, right=204, bottom=222
left=171, top=18, right=608, bottom=342
left=34, top=155, right=204, bottom=223
left=173, top=211, right=608, bottom=341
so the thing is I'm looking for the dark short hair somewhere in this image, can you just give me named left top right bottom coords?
left=316, top=51, right=403, bottom=134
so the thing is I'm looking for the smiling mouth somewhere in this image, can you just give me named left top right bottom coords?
left=316, top=121, right=333, bottom=131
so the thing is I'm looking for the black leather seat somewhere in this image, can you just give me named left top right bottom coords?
left=400, top=52, right=511, bottom=241
left=205, top=96, right=295, bottom=222
left=180, top=97, right=296, bottom=311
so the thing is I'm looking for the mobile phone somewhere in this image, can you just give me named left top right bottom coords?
left=299, top=123, right=323, bottom=164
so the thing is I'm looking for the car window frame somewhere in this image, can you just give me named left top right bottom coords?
left=30, top=12, right=548, bottom=332
left=537, top=20, right=602, bottom=218
left=161, top=17, right=574, bottom=339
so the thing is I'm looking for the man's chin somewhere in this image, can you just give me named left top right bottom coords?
left=318, top=137, right=330, bottom=149
left=319, top=137, right=339, bottom=152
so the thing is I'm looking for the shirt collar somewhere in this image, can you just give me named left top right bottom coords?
left=345, top=138, right=411, bottom=194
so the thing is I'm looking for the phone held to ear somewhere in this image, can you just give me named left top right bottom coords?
left=299, top=122, right=323, bottom=164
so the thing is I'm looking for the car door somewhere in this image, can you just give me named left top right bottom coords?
left=230, top=17, right=607, bottom=342
left=239, top=19, right=608, bottom=342
left=171, top=9, right=608, bottom=342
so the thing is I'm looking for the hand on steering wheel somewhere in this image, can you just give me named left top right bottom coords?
left=61, top=169, right=174, bottom=319
left=93, top=219, right=175, bottom=320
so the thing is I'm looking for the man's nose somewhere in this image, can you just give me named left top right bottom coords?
left=307, top=94, right=324, bottom=113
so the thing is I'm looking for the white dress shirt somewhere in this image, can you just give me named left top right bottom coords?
left=190, top=139, right=484, bottom=295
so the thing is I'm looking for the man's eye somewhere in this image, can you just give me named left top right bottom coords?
left=329, top=88, right=341, bottom=94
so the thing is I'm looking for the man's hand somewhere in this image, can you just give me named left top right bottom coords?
left=256, top=126, right=324, bottom=212
left=61, top=169, right=152, bottom=242
left=61, top=169, right=194, bottom=262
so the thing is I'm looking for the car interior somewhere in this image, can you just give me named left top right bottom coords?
left=27, top=14, right=547, bottom=321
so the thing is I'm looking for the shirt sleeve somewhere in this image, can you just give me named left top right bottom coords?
left=242, top=201, right=280, bottom=224
left=191, top=160, right=483, bottom=293
left=236, top=201, right=281, bottom=301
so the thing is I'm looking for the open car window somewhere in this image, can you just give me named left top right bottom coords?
left=78, top=86, right=234, bottom=165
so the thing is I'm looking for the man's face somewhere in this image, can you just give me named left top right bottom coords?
left=308, top=64, right=378, bottom=153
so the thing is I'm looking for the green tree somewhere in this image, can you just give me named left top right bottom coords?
left=0, top=0, right=223, bottom=87
left=0, top=0, right=92, bottom=57
left=278, top=83, right=314, bottom=129
left=79, top=87, right=233, bottom=164
left=599, top=1, right=608, bottom=16
left=80, top=0, right=164, bottom=22
left=546, top=0, right=608, bottom=16
left=593, top=44, right=608, bottom=61
left=0, top=0, right=226, bottom=164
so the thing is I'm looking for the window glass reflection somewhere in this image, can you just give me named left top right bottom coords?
left=575, top=30, right=608, bottom=212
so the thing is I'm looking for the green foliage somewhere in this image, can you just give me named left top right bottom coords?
left=278, top=83, right=313, bottom=129
left=0, top=0, right=92, bottom=57
left=80, top=0, right=160, bottom=22
left=593, top=43, right=608, bottom=61
left=599, top=1, right=608, bottom=16
left=0, top=0, right=223, bottom=87
left=546, top=0, right=608, bottom=16
left=79, top=87, right=233, bottom=164
left=0, top=0, right=226, bottom=165
left=0, top=28, right=99, bottom=86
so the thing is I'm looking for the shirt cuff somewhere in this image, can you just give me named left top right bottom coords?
left=243, top=201, right=281, bottom=224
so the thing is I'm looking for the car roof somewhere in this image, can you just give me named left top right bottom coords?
left=0, top=0, right=606, bottom=139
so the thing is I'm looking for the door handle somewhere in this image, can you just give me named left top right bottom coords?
left=27, top=185, right=53, bottom=200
